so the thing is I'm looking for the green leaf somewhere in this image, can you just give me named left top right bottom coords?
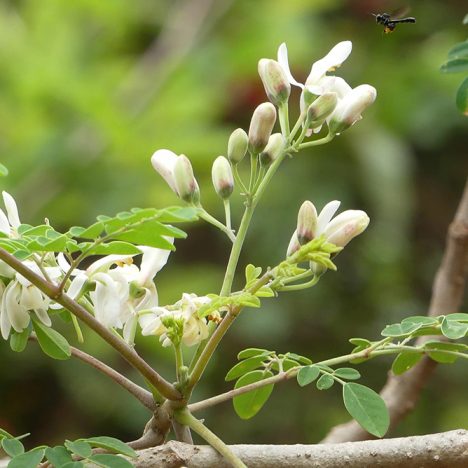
left=286, top=353, right=312, bottom=365
left=27, top=234, right=68, bottom=252
left=226, top=356, right=267, bottom=381
left=441, top=317, right=468, bottom=339
left=245, top=264, right=262, bottom=284
left=0, top=428, right=14, bottom=439
left=401, top=316, right=438, bottom=326
left=391, top=352, right=423, bottom=375
left=297, top=365, right=320, bottom=387
left=237, top=348, right=271, bottom=360
left=424, top=340, right=467, bottom=363
left=0, top=162, right=8, bottom=176
left=64, top=440, right=92, bottom=458
left=349, top=338, right=371, bottom=348
left=255, top=286, right=275, bottom=298
left=69, top=222, right=104, bottom=240
left=2, top=438, right=24, bottom=457
left=8, top=448, right=45, bottom=468
left=334, top=368, right=361, bottom=380
left=10, top=328, right=30, bottom=353
left=316, top=374, right=334, bottom=390
left=82, top=437, right=137, bottom=458
left=343, top=383, right=389, bottom=438
left=88, top=454, right=133, bottom=468
left=233, top=370, right=274, bottom=420
left=464, top=13, right=468, bottom=25
left=45, top=446, right=73, bottom=466
left=447, top=313, right=468, bottom=323
left=448, top=41, right=468, bottom=60
left=456, top=77, right=468, bottom=115
left=270, top=358, right=300, bottom=372
left=381, top=322, right=421, bottom=337
left=441, top=58, right=468, bottom=74
left=80, top=241, right=142, bottom=255
left=32, top=319, right=71, bottom=360
left=237, top=293, right=261, bottom=308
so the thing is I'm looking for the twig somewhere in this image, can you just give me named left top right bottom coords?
left=322, top=179, right=468, bottom=443
left=132, top=429, right=468, bottom=467
left=36, top=337, right=155, bottom=411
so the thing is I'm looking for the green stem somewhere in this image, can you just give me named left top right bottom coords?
left=289, top=110, right=307, bottom=142
left=278, top=102, right=290, bottom=137
left=233, top=165, right=248, bottom=194
left=199, top=209, right=236, bottom=242
left=71, top=313, right=84, bottom=343
left=223, top=199, right=232, bottom=233
left=297, top=132, right=334, bottom=150
left=175, top=409, right=246, bottom=468
left=277, top=275, right=319, bottom=292
left=174, top=344, right=184, bottom=380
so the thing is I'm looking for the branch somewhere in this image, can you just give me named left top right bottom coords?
left=0, top=247, right=181, bottom=402
left=132, top=430, right=468, bottom=467
left=322, top=179, right=468, bottom=443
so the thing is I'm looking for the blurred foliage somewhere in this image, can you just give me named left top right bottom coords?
left=0, top=0, right=467, bottom=448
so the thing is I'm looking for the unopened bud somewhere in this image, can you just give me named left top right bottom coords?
left=323, top=210, right=370, bottom=247
left=151, top=149, right=179, bottom=195
left=306, top=92, right=338, bottom=129
left=286, top=230, right=300, bottom=257
left=173, top=155, right=200, bottom=204
left=328, top=85, right=376, bottom=135
left=248, top=103, right=277, bottom=153
left=259, top=133, right=286, bottom=166
left=212, top=156, right=234, bottom=199
left=296, top=201, right=318, bottom=245
left=258, top=59, right=291, bottom=105
left=228, top=128, right=248, bottom=164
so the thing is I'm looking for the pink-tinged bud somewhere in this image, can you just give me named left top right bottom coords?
left=323, top=210, right=370, bottom=247
left=151, top=149, right=179, bottom=195
left=328, top=85, right=377, bottom=135
left=306, top=92, right=338, bottom=129
left=228, top=128, right=248, bottom=164
left=173, top=155, right=200, bottom=204
left=258, top=59, right=291, bottom=105
left=286, top=230, right=300, bottom=257
left=259, top=133, right=286, bottom=166
left=296, top=201, right=318, bottom=245
left=248, top=102, right=277, bottom=153
left=212, top=156, right=234, bottom=199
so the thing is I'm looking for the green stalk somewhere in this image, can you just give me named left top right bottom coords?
left=175, top=409, right=246, bottom=468
left=199, top=208, right=236, bottom=242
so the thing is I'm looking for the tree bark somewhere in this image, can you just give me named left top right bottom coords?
left=131, top=429, right=468, bottom=467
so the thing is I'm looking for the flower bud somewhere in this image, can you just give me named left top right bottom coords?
left=212, top=156, right=234, bottom=199
left=151, top=149, right=179, bottom=195
left=173, top=155, right=200, bottom=204
left=306, top=92, right=338, bottom=129
left=328, top=85, right=376, bottom=135
left=323, top=210, right=370, bottom=247
left=286, top=230, right=300, bottom=257
left=248, top=102, right=277, bottom=154
left=296, top=201, right=318, bottom=245
left=227, top=128, right=248, bottom=164
left=258, top=59, right=291, bottom=105
left=259, top=133, right=285, bottom=166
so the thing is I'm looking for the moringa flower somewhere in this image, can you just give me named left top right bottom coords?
left=0, top=191, right=21, bottom=238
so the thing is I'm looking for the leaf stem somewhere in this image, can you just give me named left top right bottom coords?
left=199, top=208, right=236, bottom=243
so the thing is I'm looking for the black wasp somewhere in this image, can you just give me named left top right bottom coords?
left=373, top=12, right=416, bottom=34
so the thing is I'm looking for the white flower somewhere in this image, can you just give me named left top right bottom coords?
left=0, top=261, right=61, bottom=339
left=151, top=149, right=179, bottom=194
left=140, top=293, right=210, bottom=347
left=0, top=191, right=21, bottom=237
left=287, top=200, right=370, bottom=257
left=277, top=41, right=352, bottom=96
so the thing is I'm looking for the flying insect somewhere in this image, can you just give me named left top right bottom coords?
left=373, top=12, right=416, bottom=34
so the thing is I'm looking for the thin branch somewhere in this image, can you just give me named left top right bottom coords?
left=53, top=339, right=155, bottom=411
left=132, top=430, right=468, bottom=468
left=0, top=247, right=181, bottom=401
left=322, top=179, right=468, bottom=443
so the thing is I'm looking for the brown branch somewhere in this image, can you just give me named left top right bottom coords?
left=0, top=247, right=181, bottom=402
left=322, top=179, right=468, bottom=443
left=131, top=430, right=468, bottom=467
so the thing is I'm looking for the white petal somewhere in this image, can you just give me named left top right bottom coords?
left=138, top=306, right=167, bottom=331
left=0, top=260, right=15, bottom=278
left=286, top=230, right=300, bottom=257
left=123, top=314, right=138, bottom=345
left=0, top=209, right=11, bottom=236
left=67, top=273, right=88, bottom=299
left=277, top=43, right=304, bottom=89
left=0, top=283, right=12, bottom=339
left=151, top=149, right=179, bottom=194
left=307, top=41, right=352, bottom=86
left=137, top=242, right=173, bottom=286
left=317, top=200, right=341, bottom=235
left=34, top=308, right=52, bottom=327
left=57, top=253, right=72, bottom=273
left=324, top=210, right=370, bottom=247
left=87, top=254, right=136, bottom=275
left=91, top=273, right=123, bottom=328
left=2, top=192, right=21, bottom=229
left=5, top=282, right=30, bottom=332
left=318, top=76, right=352, bottom=99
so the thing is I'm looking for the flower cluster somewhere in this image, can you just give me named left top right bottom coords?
left=140, top=293, right=213, bottom=347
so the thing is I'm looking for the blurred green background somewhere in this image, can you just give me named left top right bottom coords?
left=0, top=0, right=466, bottom=448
